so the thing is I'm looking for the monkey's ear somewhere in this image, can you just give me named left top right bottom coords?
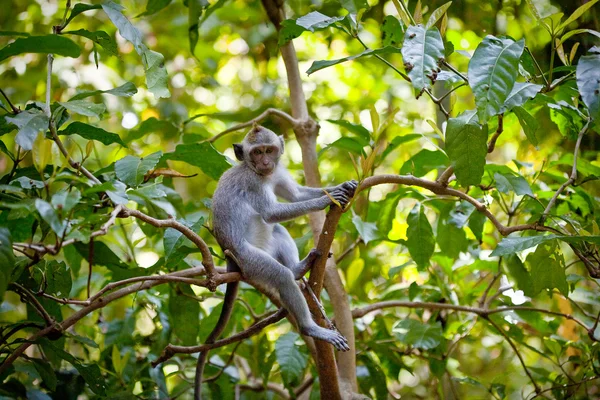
left=278, top=135, right=285, bottom=152
left=233, top=144, right=244, bottom=161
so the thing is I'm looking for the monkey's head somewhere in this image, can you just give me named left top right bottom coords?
left=233, top=126, right=284, bottom=176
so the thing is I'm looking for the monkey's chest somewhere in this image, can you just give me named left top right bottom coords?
left=245, top=215, right=275, bottom=252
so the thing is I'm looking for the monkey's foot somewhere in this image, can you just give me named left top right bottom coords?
left=294, top=248, right=322, bottom=280
left=303, top=325, right=350, bottom=352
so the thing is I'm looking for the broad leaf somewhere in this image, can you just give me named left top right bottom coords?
left=491, top=234, right=555, bottom=257
left=65, top=4, right=103, bottom=26
left=557, top=0, right=599, bottom=32
left=401, top=25, right=445, bottom=91
left=169, top=285, right=199, bottom=345
left=377, top=191, right=403, bottom=236
left=513, top=106, right=539, bottom=146
left=35, top=199, right=66, bottom=237
left=63, top=29, right=118, bottom=56
left=162, top=143, right=231, bottom=181
left=526, top=242, right=568, bottom=296
left=59, top=122, right=127, bottom=147
left=32, top=359, right=57, bottom=392
left=279, top=11, right=344, bottom=46
left=164, top=217, right=204, bottom=262
left=58, top=100, right=106, bottom=118
left=139, top=0, right=173, bottom=16
left=425, top=1, right=452, bottom=29
left=32, top=260, right=72, bottom=298
left=382, top=15, right=404, bottom=47
left=320, top=137, right=366, bottom=156
left=115, top=151, right=162, bottom=187
left=187, top=0, right=210, bottom=55
left=352, top=213, right=379, bottom=244
left=406, top=204, right=435, bottom=269
left=307, top=46, right=401, bottom=75
left=437, top=218, right=467, bottom=259
left=102, top=1, right=170, bottom=98
left=339, top=0, right=369, bottom=14
left=5, top=109, right=49, bottom=151
left=445, top=110, right=488, bottom=186
left=51, top=188, right=81, bottom=213
left=576, top=49, right=600, bottom=121
left=501, top=82, right=543, bottom=112
left=327, top=119, right=371, bottom=143
left=400, top=149, right=448, bottom=177
left=275, top=332, right=308, bottom=388
left=494, top=172, right=532, bottom=196
left=468, top=36, right=524, bottom=123
left=393, top=319, right=443, bottom=349
left=381, top=134, right=421, bottom=160
left=503, top=254, right=534, bottom=295
left=0, top=228, right=14, bottom=300
left=0, top=35, right=80, bottom=62
left=70, top=82, right=137, bottom=101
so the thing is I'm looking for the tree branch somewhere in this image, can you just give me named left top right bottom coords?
left=207, top=108, right=299, bottom=143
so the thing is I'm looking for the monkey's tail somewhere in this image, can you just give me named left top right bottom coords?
left=194, top=258, right=240, bottom=400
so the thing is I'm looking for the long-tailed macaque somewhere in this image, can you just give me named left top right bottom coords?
left=194, top=125, right=357, bottom=399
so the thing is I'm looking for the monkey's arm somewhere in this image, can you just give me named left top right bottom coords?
left=262, top=196, right=332, bottom=223
left=274, top=169, right=343, bottom=202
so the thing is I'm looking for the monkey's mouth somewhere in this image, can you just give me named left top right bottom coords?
left=256, top=166, right=275, bottom=175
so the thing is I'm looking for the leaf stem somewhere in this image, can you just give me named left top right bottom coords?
left=525, top=46, right=549, bottom=87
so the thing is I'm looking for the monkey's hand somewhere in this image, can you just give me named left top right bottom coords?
left=328, top=180, right=358, bottom=208
left=339, top=180, right=358, bottom=197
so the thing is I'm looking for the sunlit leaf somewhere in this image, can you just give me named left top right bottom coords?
left=59, top=122, right=127, bottom=147
left=115, top=151, right=163, bottom=187
left=576, top=48, right=600, bottom=121
left=401, top=25, right=445, bottom=91
left=445, top=109, right=488, bottom=186
left=5, top=109, right=49, bottom=151
left=162, top=143, right=231, bottom=180
left=468, top=36, right=524, bottom=123
left=406, top=203, right=435, bottom=269
left=0, top=35, right=80, bottom=62
left=63, top=29, right=118, bottom=56
left=393, top=319, right=443, bottom=349
left=58, top=100, right=106, bottom=118
left=307, top=46, right=401, bottom=75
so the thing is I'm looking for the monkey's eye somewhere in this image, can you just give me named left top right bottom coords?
left=252, top=149, right=261, bottom=155
left=266, top=148, right=273, bottom=154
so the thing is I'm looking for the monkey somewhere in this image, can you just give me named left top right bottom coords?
left=194, top=125, right=357, bottom=399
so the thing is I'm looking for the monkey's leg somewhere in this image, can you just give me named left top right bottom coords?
left=238, top=242, right=349, bottom=351
left=272, top=224, right=321, bottom=280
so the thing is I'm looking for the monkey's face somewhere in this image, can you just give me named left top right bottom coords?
left=248, top=145, right=280, bottom=175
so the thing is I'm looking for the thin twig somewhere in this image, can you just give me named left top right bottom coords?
left=206, top=108, right=299, bottom=143
left=531, top=375, right=599, bottom=399
left=540, top=119, right=590, bottom=223
left=485, top=317, right=540, bottom=393
left=487, top=114, right=504, bottom=153
left=441, top=60, right=468, bottom=83
left=0, top=88, right=20, bottom=114
left=11, top=283, right=54, bottom=326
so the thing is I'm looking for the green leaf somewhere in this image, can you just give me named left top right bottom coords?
left=491, top=234, right=557, bottom=257
left=501, top=82, right=543, bottom=112
left=32, top=359, right=57, bottom=392
left=35, top=199, right=66, bottom=237
left=400, top=149, right=449, bottom=177
left=307, top=46, right=401, bottom=75
left=0, top=31, right=30, bottom=37
left=377, top=191, right=403, bottom=235
left=164, top=217, right=204, bottom=262
left=125, top=117, right=178, bottom=142
left=401, top=25, right=445, bottom=92
left=425, top=1, right=452, bottom=29
left=102, top=0, right=170, bottom=99
left=59, top=122, right=127, bottom=147
left=503, top=254, right=534, bottom=296
left=279, top=11, right=345, bottom=46
left=393, top=319, right=443, bottom=349
left=187, top=0, right=209, bottom=55
left=275, top=332, right=308, bottom=388
left=326, top=119, right=371, bottom=143
left=0, top=228, right=15, bottom=300
left=65, top=4, right=103, bottom=26
left=557, top=0, right=599, bottom=32
left=63, top=29, right=117, bottom=56
left=142, top=49, right=170, bottom=99
left=58, top=100, right=106, bottom=118
left=437, top=218, right=467, bottom=259
left=339, top=0, right=369, bottom=14
left=169, top=285, right=200, bottom=345
left=513, top=106, right=539, bottom=146
left=32, top=261, right=72, bottom=298
left=526, top=242, right=568, bottom=296
left=576, top=50, right=600, bottom=121
left=162, top=143, right=231, bottom=181
left=494, top=172, right=532, bottom=196
left=51, top=188, right=81, bottom=214
left=69, top=82, right=137, bottom=101
left=548, top=101, right=584, bottom=139
left=445, top=109, right=488, bottom=186
left=5, top=109, right=49, bottom=151
left=559, top=28, right=600, bottom=45
left=115, top=151, right=162, bottom=187
left=352, top=213, right=379, bottom=244
left=139, top=0, right=173, bottom=16
left=406, top=204, right=435, bottom=269
left=382, top=15, right=404, bottom=47
left=38, top=339, right=106, bottom=395
left=468, top=36, right=524, bottom=123
left=381, top=134, right=421, bottom=160
left=0, top=114, right=17, bottom=136
left=0, top=35, right=81, bottom=63
left=320, top=137, right=366, bottom=156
